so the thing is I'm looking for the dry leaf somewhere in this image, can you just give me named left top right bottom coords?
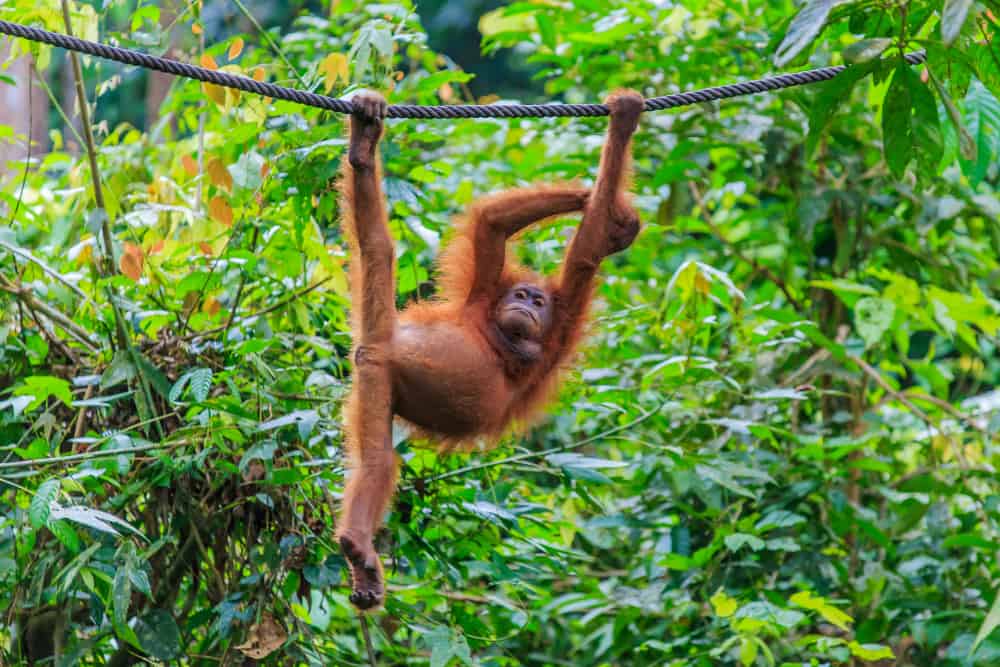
left=206, top=157, right=233, bottom=191
left=181, top=155, right=198, bottom=176
left=252, top=67, right=266, bottom=82
left=200, top=54, right=218, bottom=70
left=199, top=242, right=214, bottom=256
left=148, top=240, right=165, bottom=256
left=191, top=23, right=202, bottom=35
left=208, top=196, right=234, bottom=227
left=202, top=296, right=222, bottom=316
left=228, top=37, right=244, bottom=60
left=120, top=243, right=143, bottom=281
left=235, top=613, right=287, bottom=659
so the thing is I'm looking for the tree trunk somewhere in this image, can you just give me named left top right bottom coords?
left=0, top=46, right=50, bottom=183
left=145, top=0, right=182, bottom=129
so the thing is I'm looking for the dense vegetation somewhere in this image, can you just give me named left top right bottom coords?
left=1, top=0, right=999, bottom=665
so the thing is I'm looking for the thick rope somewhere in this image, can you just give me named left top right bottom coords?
left=0, top=19, right=926, bottom=118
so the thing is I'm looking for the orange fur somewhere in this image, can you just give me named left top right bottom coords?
left=335, top=90, right=643, bottom=609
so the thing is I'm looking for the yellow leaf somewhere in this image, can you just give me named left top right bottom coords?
left=202, top=82, right=227, bottom=107
left=74, top=242, right=94, bottom=267
left=848, top=641, right=894, bottom=661
left=208, top=196, right=234, bottom=227
left=710, top=590, right=738, bottom=618
left=790, top=591, right=853, bottom=631
left=192, top=23, right=203, bottom=35
left=181, top=155, right=199, bottom=176
left=228, top=37, right=244, bottom=60
left=119, top=243, right=143, bottom=281
left=319, top=53, right=349, bottom=93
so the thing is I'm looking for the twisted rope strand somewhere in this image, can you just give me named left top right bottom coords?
left=0, top=19, right=926, bottom=118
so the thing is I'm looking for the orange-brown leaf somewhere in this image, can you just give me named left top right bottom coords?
left=192, top=23, right=203, bottom=35
left=207, top=157, right=233, bottom=191
left=208, top=196, right=234, bottom=227
left=199, top=242, right=214, bottom=256
left=252, top=67, right=266, bottom=82
left=202, top=296, right=222, bottom=316
left=228, top=37, right=244, bottom=60
left=181, top=155, right=199, bottom=176
left=200, top=54, right=218, bottom=70
left=120, top=243, right=144, bottom=281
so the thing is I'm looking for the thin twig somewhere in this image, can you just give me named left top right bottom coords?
left=0, top=240, right=95, bottom=306
left=418, top=401, right=662, bottom=487
left=358, top=611, right=378, bottom=667
left=0, top=441, right=186, bottom=472
left=223, top=226, right=260, bottom=339
left=59, top=2, right=163, bottom=434
left=687, top=182, right=805, bottom=311
left=60, top=0, right=114, bottom=277
left=230, top=0, right=307, bottom=88
left=184, top=277, right=332, bottom=340
left=847, top=353, right=969, bottom=466
left=0, top=277, right=99, bottom=353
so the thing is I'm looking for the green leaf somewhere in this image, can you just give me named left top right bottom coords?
left=30, top=479, right=60, bottom=528
left=229, top=151, right=265, bottom=190
left=908, top=68, right=944, bottom=174
left=47, top=519, right=80, bottom=553
left=972, top=590, right=1000, bottom=655
left=113, top=567, right=132, bottom=625
left=462, top=501, right=517, bottom=525
left=50, top=505, right=145, bottom=538
left=941, top=0, right=973, bottom=46
left=849, top=642, right=894, bottom=660
left=930, top=72, right=977, bottom=160
left=854, top=297, right=895, bottom=348
left=536, top=14, right=557, bottom=49
left=426, top=625, right=455, bottom=667
left=724, top=533, right=766, bottom=552
left=883, top=66, right=914, bottom=178
left=739, top=636, right=759, bottom=666
left=135, top=609, right=182, bottom=660
left=101, top=352, right=136, bottom=389
left=129, top=567, right=152, bottom=596
left=843, top=38, right=892, bottom=64
left=188, top=367, right=212, bottom=402
left=170, top=367, right=212, bottom=403
left=416, top=70, right=475, bottom=95
left=774, top=0, right=833, bottom=66
left=15, top=375, right=73, bottom=410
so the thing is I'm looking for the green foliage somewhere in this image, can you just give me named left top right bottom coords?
left=0, top=0, right=999, bottom=665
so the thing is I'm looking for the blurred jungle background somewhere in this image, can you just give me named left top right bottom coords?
left=1, top=0, right=999, bottom=665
